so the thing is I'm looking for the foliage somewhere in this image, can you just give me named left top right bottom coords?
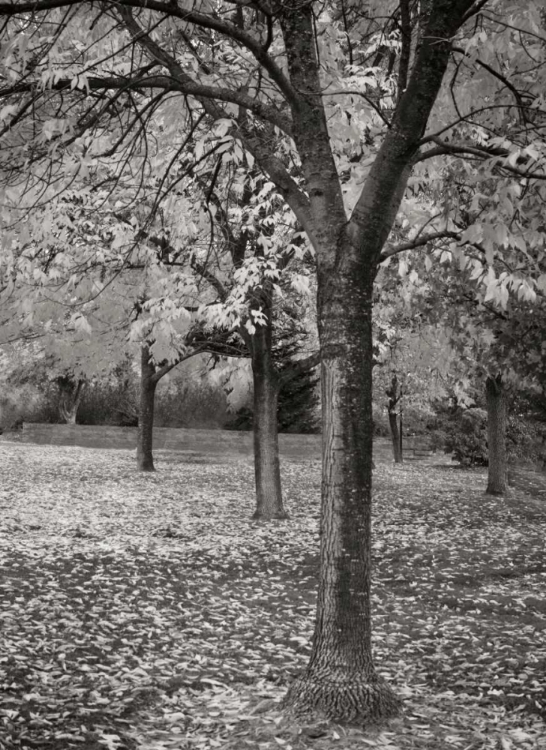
left=154, top=380, right=229, bottom=430
left=277, top=366, right=319, bottom=434
left=441, top=406, right=489, bottom=467
left=226, top=312, right=320, bottom=434
left=1, top=442, right=545, bottom=749
left=431, top=397, right=546, bottom=468
left=275, top=313, right=319, bottom=435
left=0, top=384, right=59, bottom=429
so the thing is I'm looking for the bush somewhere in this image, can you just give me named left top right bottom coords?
left=154, top=380, right=229, bottom=429
left=0, top=385, right=59, bottom=429
left=78, top=374, right=229, bottom=429
left=506, top=415, right=546, bottom=468
left=443, top=407, right=489, bottom=467
left=78, top=380, right=138, bottom=426
left=224, top=371, right=320, bottom=434
left=429, top=397, right=546, bottom=469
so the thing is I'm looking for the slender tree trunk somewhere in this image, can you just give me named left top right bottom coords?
left=399, top=395, right=403, bottom=458
left=58, top=378, right=86, bottom=424
left=386, top=375, right=403, bottom=463
left=285, top=257, right=400, bottom=722
left=137, top=345, right=157, bottom=472
left=486, top=375, right=507, bottom=495
left=388, top=411, right=402, bottom=463
left=250, top=301, right=287, bottom=520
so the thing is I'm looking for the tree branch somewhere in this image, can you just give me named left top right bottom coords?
left=382, top=230, right=462, bottom=259
left=415, top=137, right=546, bottom=180
left=0, top=0, right=300, bottom=110
left=151, top=346, right=205, bottom=384
left=116, top=6, right=293, bottom=135
left=451, top=45, right=534, bottom=117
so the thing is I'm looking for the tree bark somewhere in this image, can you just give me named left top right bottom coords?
left=58, top=378, right=86, bottom=424
left=284, top=254, right=400, bottom=723
left=250, top=295, right=287, bottom=521
left=137, top=345, right=157, bottom=472
left=485, top=375, right=507, bottom=495
left=386, top=374, right=403, bottom=463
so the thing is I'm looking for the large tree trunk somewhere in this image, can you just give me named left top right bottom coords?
left=486, top=375, right=507, bottom=496
left=58, top=378, right=86, bottom=424
left=386, top=374, right=403, bottom=463
left=285, top=260, right=400, bottom=722
left=137, top=345, right=157, bottom=472
left=250, top=298, right=287, bottom=521
left=277, top=0, right=474, bottom=725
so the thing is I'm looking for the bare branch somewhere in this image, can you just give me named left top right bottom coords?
left=381, top=230, right=461, bottom=259
left=0, top=0, right=300, bottom=109
left=116, top=5, right=293, bottom=135
left=416, top=138, right=546, bottom=180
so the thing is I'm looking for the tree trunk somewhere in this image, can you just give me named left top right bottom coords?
left=388, top=411, right=402, bottom=463
left=58, top=378, right=85, bottom=424
left=284, top=259, right=400, bottom=722
left=277, top=0, right=473, bottom=725
left=137, top=345, right=157, bottom=472
left=386, top=374, right=403, bottom=463
left=250, top=300, right=287, bottom=521
left=486, top=375, right=507, bottom=495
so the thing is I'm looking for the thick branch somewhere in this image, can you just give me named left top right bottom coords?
left=349, top=0, right=479, bottom=259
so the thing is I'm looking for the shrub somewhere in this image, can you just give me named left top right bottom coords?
left=443, top=407, right=489, bottom=467
left=224, top=370, right=320, bottom=434
left=77, top=374, right=229, bottom=429
left=78, top=380, right=138, bottom=426
left=506, top=415, right=546, bottom=468
left=154, top=380, right=229, bottom=429
left=430, top=397, right=546, bottom=469
left=0, top=385, right=59, bottom=429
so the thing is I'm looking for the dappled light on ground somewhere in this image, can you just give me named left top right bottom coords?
left=0, top=444, right=545, bottom=749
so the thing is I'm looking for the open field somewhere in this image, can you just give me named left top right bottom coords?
left=1, top=442, right=545, bottom=750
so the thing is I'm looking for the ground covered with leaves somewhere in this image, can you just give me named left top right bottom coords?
left=0, top=442, right=545, bottom=750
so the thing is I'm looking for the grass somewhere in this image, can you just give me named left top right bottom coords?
left=0, top=442, right=545, bottom=750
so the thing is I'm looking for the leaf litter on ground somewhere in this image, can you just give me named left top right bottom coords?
left=0, top=442, right=545, bottom=749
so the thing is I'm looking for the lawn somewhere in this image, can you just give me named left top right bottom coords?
left=0, top=441, right=545, bottom=750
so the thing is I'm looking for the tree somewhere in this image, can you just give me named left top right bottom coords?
left=385, top=373, right=403, bottom=463
left=1, top=0, right=545, bottom=723
left=403, top=250, right=546, bottom=493
left=179, top=167, right=317, bottom=519
left=485, top=374, right=507, bottom=494
left=56, top=373, right=86, bottom=424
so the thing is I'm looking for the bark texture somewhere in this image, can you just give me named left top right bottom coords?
left=137, top=345, right=157, bottom=472
left=249, top=295, right=287, bottom=521
left=486, top=375, right=507, bottom=496
left=285, top=252, right=400, bottom=723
